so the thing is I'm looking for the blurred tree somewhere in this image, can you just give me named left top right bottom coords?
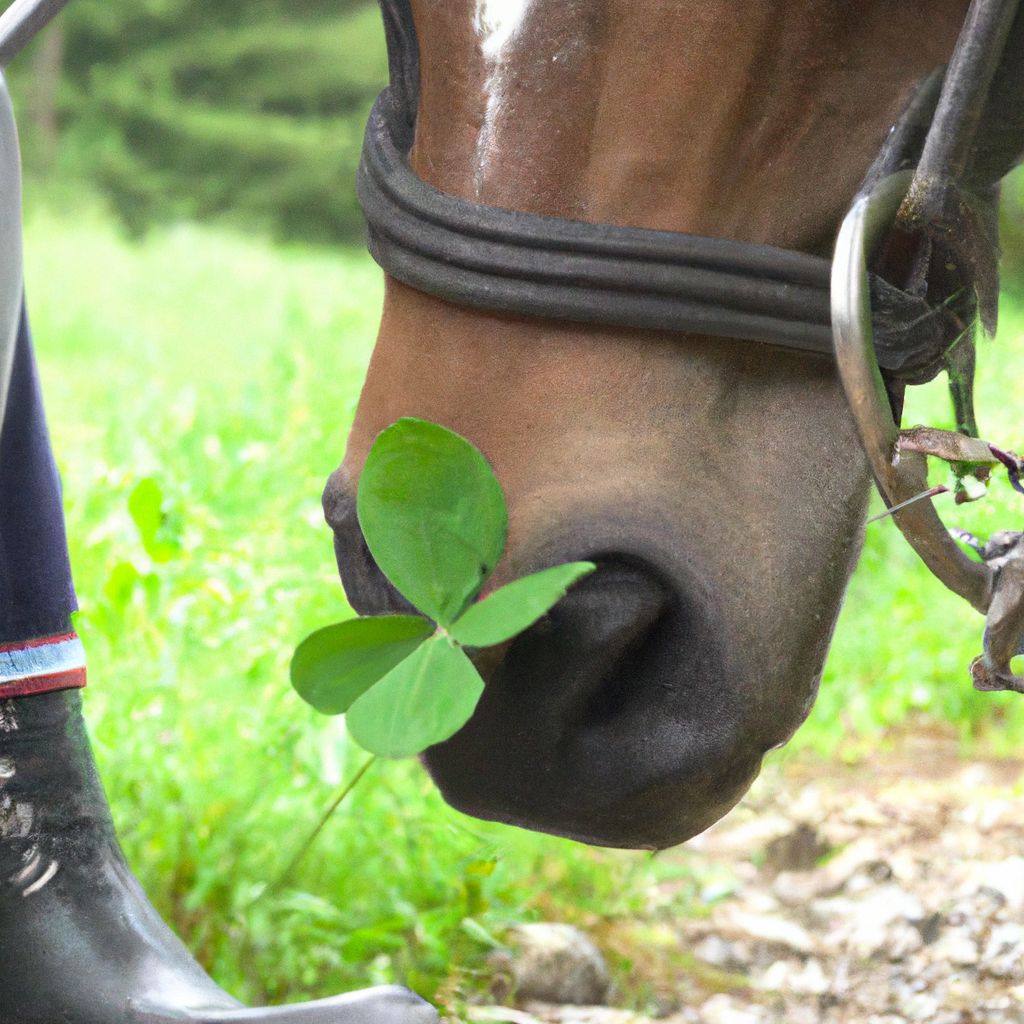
left=10, top=0, right=387, bottom=243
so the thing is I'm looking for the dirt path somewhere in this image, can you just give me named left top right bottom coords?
left=469, top=733, right=1024, bottom=1024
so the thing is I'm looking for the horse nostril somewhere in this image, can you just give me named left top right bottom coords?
left=321, top=484, right=416, bottom=616
left=485, top=558, right=672, bottom=724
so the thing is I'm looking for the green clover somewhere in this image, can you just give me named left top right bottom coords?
left=291, top=418, right=594, bottom=758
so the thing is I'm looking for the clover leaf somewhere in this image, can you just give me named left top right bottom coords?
left=291, top=615, right=434, bottom=715
left=290, top=418, right=594, bottom=758
left=357, top=417, right=507, bottom=627
left=345, top=635, right=484, bottom=758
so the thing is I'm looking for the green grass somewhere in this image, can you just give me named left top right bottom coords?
left=23, top=200, right=1024, bottom=1011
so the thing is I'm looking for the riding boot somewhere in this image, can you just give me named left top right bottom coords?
left=0, top=685, right=437, bottom=1024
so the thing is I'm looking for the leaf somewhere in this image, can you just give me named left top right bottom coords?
left=357, top=418, right=507, bottom=626
left=290, top=615, right=433, bottom=715
left=461, top=917, right=505, bottom=949
left=450, top=561, right=596, bottom=647
left=103, top=561, right=141, bottom=613
left=346, top=635, right=484, bottom=758
left=128, top=477, right=178, bottom=563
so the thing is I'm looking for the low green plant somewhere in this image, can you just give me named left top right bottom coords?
left=290, top=418, right=594, bottom=758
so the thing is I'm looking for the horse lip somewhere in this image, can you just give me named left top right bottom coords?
left=321, top=470, right=355, bottom=534
left=322, top=479, right=418, bottom=616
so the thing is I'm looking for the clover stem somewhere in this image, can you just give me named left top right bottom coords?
left=265, top=754, right=376, bottom=895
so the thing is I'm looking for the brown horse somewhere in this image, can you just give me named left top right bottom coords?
left=324, top=0, right=1004, bottom=850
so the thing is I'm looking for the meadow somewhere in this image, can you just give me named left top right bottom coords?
left=22, top=197, right=1024, bottom=1012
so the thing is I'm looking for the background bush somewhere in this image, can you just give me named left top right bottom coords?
left=7, top=1, right=1024, bottom=264
left=9, top=0, right=386, bottom=242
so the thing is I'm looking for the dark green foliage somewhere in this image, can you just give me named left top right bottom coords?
left=11, top=0, right=387, bottom=242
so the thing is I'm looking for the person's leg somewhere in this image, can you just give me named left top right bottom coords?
left=0, top=309, right=436, bottom=1024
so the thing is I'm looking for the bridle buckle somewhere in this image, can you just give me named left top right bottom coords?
left=832, top=170, right=1024, bottom=693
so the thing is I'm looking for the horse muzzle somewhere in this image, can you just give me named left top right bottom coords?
left=322, top=481, right=763, bottom=850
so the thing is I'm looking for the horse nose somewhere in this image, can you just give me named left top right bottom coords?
left=424, top=554, right=753, bottom=849
left=321, top=480, right=417, bottom=616
left=324, top=477, right=753, bottom=849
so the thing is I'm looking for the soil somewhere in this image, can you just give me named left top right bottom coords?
left=464, top=730, right=1024, bottom=1024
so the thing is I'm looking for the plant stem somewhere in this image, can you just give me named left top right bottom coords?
left=267, top=755, right=376, bottom=895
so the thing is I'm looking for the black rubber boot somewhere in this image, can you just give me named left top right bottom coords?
left=0, top=689, right=438, bottom=1024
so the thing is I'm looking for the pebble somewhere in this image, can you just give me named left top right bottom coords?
left=509, top=923, right=611, bottom=1006
left=468, top=748, right=1024, bottom=1024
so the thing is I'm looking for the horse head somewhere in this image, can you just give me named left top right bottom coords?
left=323, top=0, right=977, bottom=849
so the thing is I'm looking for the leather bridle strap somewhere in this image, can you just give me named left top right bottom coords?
left=359, top=0, right=969, bottom=374
left=359, top=102, right=837, bottom=358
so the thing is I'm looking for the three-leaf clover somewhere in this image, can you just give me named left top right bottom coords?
left=291, top=418, right=594, bottom=758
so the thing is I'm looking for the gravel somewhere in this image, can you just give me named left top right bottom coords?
left=467, top=736, right=1024, bottom=1024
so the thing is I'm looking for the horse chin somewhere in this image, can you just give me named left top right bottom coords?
left=324, top=485, right=781, bottom=850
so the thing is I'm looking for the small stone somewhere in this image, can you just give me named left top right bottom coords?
left=698, top=994, right=763, bottom=1024
left=510, top=924, right=611, bottom=1006
left=886, top=921, right=925, bottom=962
left=900, top=992, right=940, bottom=1022
left=753, top=956, right=831, bottom=996
left=753, top=959, right=792, bottom=991
left=929, top=926, right=979, bottom=967
left=845, top=861, right=894, bottom=893
left=694, top=935, right=749, bottom=971
left=773, top=870, right=827, bottom=907
left=787, top=785, right=827, bottom=825
left=788, top=957, right=830, bottom=994
left=842, top=799, right=890, bottom=827
left=693, top=815, right=795, bottom=855
left=762, top=823, right=828, bottom=876
left=966, top=860, right=1024, bottom=913
left=981, top=922, right=1024, bottom=978
left=722, top=907, right=816, bottom=954
left=812, top=884, right=924, bottom=959
left=817, top=837, right=883, bottom=894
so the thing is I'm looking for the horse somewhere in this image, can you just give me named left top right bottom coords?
left=323, top=0, right=1024, bottom=851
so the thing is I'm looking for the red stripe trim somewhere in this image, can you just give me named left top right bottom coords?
left=0, top=666, right=87, bottom=699
left=0, top=631, right=77, bottom=654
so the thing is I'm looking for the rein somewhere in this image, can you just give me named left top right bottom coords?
left=362, top=0, right=1024, bottom=693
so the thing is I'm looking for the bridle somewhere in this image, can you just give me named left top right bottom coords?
left=363, top=2, right=971, bottom=377
left=360, top=0, right=1024, bottom=692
